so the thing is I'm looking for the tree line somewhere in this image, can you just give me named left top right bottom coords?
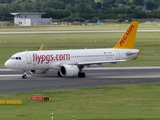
left=0, top=0, right=160, bottom=22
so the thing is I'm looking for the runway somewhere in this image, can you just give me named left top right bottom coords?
left=0, top=67, right=160, bottom=94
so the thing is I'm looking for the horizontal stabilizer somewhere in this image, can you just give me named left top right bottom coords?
left=133, top=49, right=142, bottom=59
left=126, top=52, right=138, bottom=56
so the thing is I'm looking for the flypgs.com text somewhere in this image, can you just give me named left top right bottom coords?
left=33, top=53, right=70, bottom=64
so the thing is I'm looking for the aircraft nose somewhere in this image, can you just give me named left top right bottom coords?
left=5, top=60, right=11, bottom=68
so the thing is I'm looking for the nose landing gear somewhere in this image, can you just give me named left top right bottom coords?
left=22, top=71, right=27, bottom=79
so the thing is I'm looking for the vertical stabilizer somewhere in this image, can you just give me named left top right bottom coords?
left=113, top=21, right=138, bottom=49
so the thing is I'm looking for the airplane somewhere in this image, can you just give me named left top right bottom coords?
left=5, top=21, right=141, bottom=79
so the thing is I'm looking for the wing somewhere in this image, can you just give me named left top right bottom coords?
left=49, top=60, right=126, bottom=69
left=77, top=60, right=126, bottom=66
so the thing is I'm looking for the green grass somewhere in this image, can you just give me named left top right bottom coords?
left=0, top=23, right=160, bottom=30
left=1, top=83, right=160, bottom=120
left=0, top=32, right=160, bottom=68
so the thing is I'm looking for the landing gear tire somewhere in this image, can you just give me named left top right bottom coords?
left=78, top=72, right=86, bottom=78
left=22, top=70, right=27, bottom=79
left=22, top=74, right=27, bottom=79
left=57, top=71, right=62, bottom=77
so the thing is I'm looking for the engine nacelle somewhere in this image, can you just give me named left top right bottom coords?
left=60, top=65, right=79, bottom=76
left=29, top=70, right=48, bottom=74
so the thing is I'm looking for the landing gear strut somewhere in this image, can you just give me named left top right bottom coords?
left=22, top=71, right=27, bottom=79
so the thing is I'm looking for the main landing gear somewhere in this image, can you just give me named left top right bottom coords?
left=78, top=72, right=85, bottom=78
left=22, top=71, right=27, bottom=79
left=78, top=65, right=85, bottom=78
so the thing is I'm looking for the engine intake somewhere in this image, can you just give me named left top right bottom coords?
left=60, top=65, right=79, bottom=76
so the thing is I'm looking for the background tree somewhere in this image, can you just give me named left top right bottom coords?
left=0, top=0, right=160, bottom=22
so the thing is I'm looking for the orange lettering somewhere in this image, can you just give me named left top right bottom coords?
left=119, top=24, right=134, bottom=46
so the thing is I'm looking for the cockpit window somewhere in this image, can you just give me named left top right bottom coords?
left=10, top=57, right=22, bottom=60
left=11, top=57, right=15, bottom=60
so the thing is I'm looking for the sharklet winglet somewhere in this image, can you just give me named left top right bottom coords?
left=39, top=43, right=44, bottom=51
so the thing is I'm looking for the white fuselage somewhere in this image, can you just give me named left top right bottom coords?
left=5, top=48, right=139, bottom=70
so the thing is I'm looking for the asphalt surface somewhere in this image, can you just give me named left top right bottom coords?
left=1, top=30, right=160, bottom=34
left=0, top=67, right=160, bottom=94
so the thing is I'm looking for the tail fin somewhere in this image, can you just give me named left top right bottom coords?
left=39, top=43, right=44, bottom=50
left=113, top=21, right=138, bottom=49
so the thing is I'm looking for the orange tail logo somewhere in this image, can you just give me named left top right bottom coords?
left=113, top=21, right=138, bottom=49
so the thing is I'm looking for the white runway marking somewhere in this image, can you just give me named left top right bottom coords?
left=85, top=66, right=160, bottom=70
left=97, top=75, right=160, bottom=78
left=0, top=30, right=160, bottom=34
left=0, top=74, right=22, bottom=77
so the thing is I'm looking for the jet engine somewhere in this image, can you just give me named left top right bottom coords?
left=60, top=65, right=79, bottom=76
left=29, top=70, right=48, bottom=74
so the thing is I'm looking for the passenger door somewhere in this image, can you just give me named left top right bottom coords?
left=26, top=53, right=32, bottom=64
left=115, top=50, right=120, bottom=60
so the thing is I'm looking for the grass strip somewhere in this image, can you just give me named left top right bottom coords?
left=0, top=23, right=160, bottom=30
left=0, top=83, right=160, bottom=120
